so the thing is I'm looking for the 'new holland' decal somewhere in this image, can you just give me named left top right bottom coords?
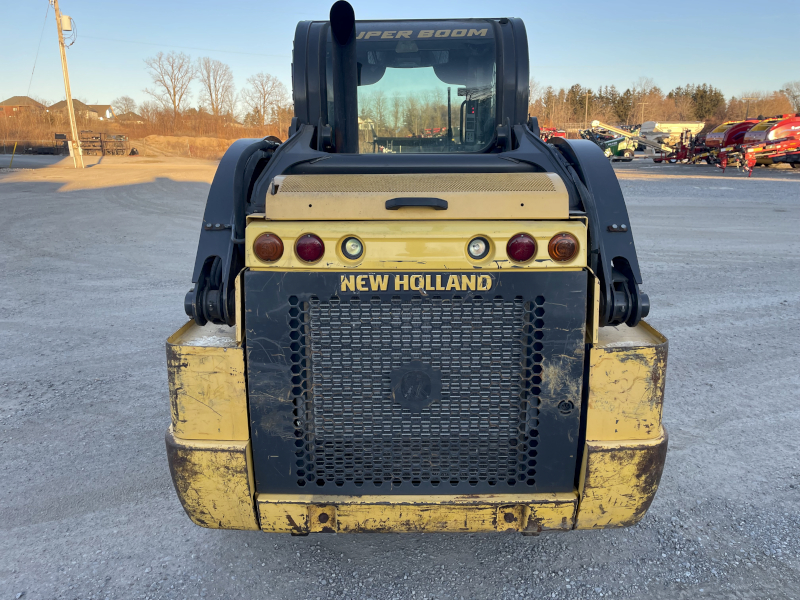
left=340, top=274, right=493, bottom=292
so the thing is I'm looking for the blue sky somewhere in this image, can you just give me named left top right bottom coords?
left=1, top=0, right=797, bottom=108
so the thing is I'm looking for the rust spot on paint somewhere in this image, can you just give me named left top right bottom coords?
left=585, top=432, right=669, bottom=528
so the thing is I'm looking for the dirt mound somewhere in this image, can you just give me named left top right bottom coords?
left=136, top=135, right=239, bottom=159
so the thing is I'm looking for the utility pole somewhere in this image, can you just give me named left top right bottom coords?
left=584, top=91, right=590, bottom=129
left=741, top=97, right=757, bottom=120
left=52, top=0, right=83, bottom=169
left=639, top=102, right=649, bottom=126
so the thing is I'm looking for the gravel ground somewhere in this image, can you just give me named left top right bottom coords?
left=1, top=156, right=798, bottom=600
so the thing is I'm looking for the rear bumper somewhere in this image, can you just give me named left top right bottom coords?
left=166, top=427, right=667, bottom=533
left=165, top=320, right=669, bottom=533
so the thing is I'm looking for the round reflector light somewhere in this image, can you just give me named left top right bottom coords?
left=548, top=233, right=578, bottom=262
left=342, top=237, right=364, bottom=260
left=467, top=237, right=490, bottom=259
left=506, top=233, right=536, bottom=262
left=253, top=233, right=284, bottom=262
left=295, top=234, right=325, bottom=263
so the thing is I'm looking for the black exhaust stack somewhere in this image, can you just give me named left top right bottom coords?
left=330, top=1, right=359, bottom=153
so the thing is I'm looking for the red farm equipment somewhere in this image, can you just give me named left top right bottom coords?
left=705, top=119, right=760, bottom=149
left=540, top=127, right=567, bottom=142
left=717, top=114, right=800, bottom=176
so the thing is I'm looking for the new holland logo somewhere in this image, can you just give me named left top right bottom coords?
left=340, top=274, right=493, bottom=292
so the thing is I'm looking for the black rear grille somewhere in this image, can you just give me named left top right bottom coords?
left=245, top=270, right=586, bottom=495
left=288, top=295, right=544, bottom=490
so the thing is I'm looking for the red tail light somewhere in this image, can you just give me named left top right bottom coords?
left=253, top=233, right=284, bottom=262
left=506, top=233, right=536, bottom=262
left=295, top=234, right=325, bottom=263
left=548, top=233, right=579, bottom=262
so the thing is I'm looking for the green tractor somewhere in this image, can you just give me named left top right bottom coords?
left=580, top=128, right=637, bottom=162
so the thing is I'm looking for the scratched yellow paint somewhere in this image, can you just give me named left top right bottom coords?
left=166, top=321, right=249, bottom=440
left=586, top=322, right=668, bottom=441
left=166, top=429, right=259, bottom=530
left=244, top=220, right=587, bottom=271
left=256, top=493, right=577, bottom=534
left=574, top=430, right=668, bottom=529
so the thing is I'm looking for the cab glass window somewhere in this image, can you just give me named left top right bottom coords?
left=327, top=22, right=497, bottom=153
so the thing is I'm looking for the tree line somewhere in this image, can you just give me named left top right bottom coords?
left=359, top=89, right=452, bottom=138
left=112, top=51, right=293, bottom=138
left=5, top=52, right=799, bottom=147
left=529, top=77, right=800, bottom=129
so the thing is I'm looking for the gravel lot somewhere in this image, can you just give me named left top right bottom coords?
left=1, top=156, right=798, bottom=600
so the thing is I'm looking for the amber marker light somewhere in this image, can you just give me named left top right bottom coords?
left=548, top=232, right=578, bottom=262
left=295, top=234, right=325, bottom=263
left=253, top=233, right=284, bottom=262
left=506, top=233, right=537, bottom=262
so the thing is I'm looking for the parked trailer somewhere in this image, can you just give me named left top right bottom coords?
left=78, top=131, right=130, bottom=156
left=639, top=121, right=705, bottom=146
left=581, top=120, right=673, bottom=161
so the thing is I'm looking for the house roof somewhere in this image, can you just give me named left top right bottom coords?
left=116, top=111, right=143, bottom=121
left=0, top=96, right=45, bottom=108
left=89, top=105, right=116, bottom=118
left=49, top=99, right=93, bottom=112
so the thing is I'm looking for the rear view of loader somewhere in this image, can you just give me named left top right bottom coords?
left=165, top=1, right=668, bottom=535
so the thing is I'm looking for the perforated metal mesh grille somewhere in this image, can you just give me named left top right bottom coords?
left=278, top=173, right=558, bottom=194
left=288, top=295, right=545, bottom=490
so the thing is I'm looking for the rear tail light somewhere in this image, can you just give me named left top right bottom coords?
left=253, top=233, right=284, bottom=262
left=506, top=233, right=536, bottom=262
left=548, top=233, right=578, bottom=262
left=295, top=234, right=325, bottom=263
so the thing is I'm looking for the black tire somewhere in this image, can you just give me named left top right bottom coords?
left=622, top=149, right=634, bottom=162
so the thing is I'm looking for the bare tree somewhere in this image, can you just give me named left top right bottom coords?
left=112, top=95, right=138, bottom=115
left=782, top=81, right=800, bottom=112
left=197, top=57, right=235, bottom=117
left=390, top=94, right=403, bottom=135
left=240, top=72, right=288, bottom=127
left=138, top=101, right=161, bottom=125
left=631, top=76, right=659, bottom=96
left=529, top=77, right=543, bottom=106
left=143, top=51, right=196, bottom=125
left=372, top=90, right=388, bottom=136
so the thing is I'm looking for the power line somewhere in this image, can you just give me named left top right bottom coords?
left=79, top=34, right=289, bottom=58
left=27, top=2, right=51, bottom=97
